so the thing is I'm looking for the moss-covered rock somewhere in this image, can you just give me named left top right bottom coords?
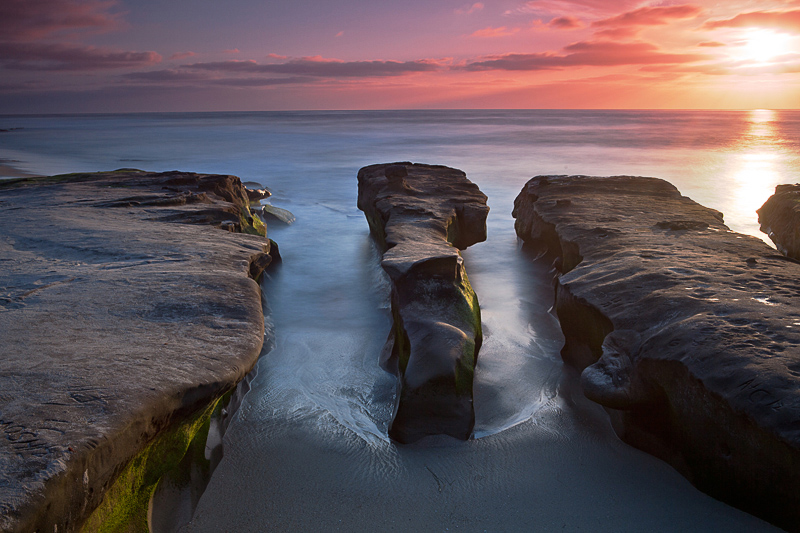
left=357, top=162, right=488, bottom=443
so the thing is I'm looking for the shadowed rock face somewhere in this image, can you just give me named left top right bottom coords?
left=0, top=170, right=277, bottom=532
left=513, top=175, right=800, bottom=531
left=357, top=162, right=489, bottom=443
left=758, top=183, right=800, bottom=261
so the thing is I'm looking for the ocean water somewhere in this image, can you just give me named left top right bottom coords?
left=1, top=110, right=796, bottom=530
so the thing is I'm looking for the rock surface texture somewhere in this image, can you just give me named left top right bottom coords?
left=357, top=163, right=489, bottom=443
left=0, top=170, right=276, bottom=532
left=758, top=183, right=800, bottom=261
left=513, top=175, right=800, bottom=531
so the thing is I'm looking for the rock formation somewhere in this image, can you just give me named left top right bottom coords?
left=0, top=170, right=277, bottom=532
left=758, top=183, right=800, bottom=261
left=513, top=175, right=800, bottom=531
left=357, top=163, right=489, bottom=443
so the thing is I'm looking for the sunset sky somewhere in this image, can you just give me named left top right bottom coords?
left=2, top=0, right=800, bottom=112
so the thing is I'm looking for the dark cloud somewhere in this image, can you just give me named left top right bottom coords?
left=122, top=69, right=209, bottom=82
left=593, top=4, right=702, bottom=27
left=122, top=69, right=314, bottom=87
left=463, top=40, right=707, bottom=71
left=0, top=0, right=122, bottom=41
left=210, top=76, right=315, bottom=87
left=548, top=16, right=584, bottom=30
left=0, top=42, right=161, bottom=70
left=184, top=57, right=441, bottom=77
left=702, top=9, right=800, bottom=32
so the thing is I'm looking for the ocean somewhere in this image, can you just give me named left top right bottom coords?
left=1, top=110, right=794, bottom=531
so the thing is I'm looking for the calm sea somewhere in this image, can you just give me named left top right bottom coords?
left=2, top=110, right=799, bottom=240
left=1, top=111, right=792, bottom=530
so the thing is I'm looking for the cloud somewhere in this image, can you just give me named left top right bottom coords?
left=548, top=16, right=584, bottom=30
left=0, top=0, right=123, bottom=41
left=593, top=27, right=641, bottom=40
left=456, top=3, right=484, bottom=15
left=593, top=4, right=702, bottom=27
left=470, top=26, right=520, bottom=38
left=122, top=69, right=314, bottom=87
left=267, top=53, right=288, bottom=60
left=223, top=48, right=240, bottom=54
left=0, top=42, right=161, bottom=70
left=169, top=51, right=196, bottom=60
left=335, top=31, right=344, bottom=37
left=698, top=41, right=726, bottom=47
left=505, top=0, right=642, bottom=17
left=702, top=9, right=800, bottom=32
left=185, top=57, right=442, bottom=77
left=463, top=40, right=707, bottom=71
left=122, top=69, right=209, bottom=82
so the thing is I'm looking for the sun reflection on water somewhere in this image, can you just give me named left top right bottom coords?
left=726, top=110, right=786, bottom=242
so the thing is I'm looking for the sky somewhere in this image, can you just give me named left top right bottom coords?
left=2, top=0, right=800, bottom=112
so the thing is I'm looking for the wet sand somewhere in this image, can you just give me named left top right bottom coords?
left=0, top=162, right=40, bottom=178
left=184, top=366, right=777, bottom=532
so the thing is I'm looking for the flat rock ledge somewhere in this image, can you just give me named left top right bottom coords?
left=0, top=170, right=277, bottom=532
left=758, top=183, right=800, bottom=261
left=357, top=163, right=489, bottom=443
left=513, top=175, right=800, bottom=531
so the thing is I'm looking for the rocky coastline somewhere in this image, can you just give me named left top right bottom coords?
left=513, top=175, right=800, bottom=531
left=758, top=183, right=800, bottom=261
left=0, top=170, right=277, bottom=532
left=3, top=166, right=798, bottom=531
left=357, top=163, right=489, bottom=443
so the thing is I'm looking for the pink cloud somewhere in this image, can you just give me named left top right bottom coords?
left=464, top=40, right=707, bottom=70
left=456, top=3, right=484, bottom=15
left=470, top=26, right=520, bottom=38
left=505, top=0, right=642, bottom=17
left=593, top=27, right=641, bottom=40
left=267, top=53, right=288, bottom=60
left=0, top=42, right=161, bottom=70
left=223, top=48, right=240, bottom=54
left=169, top=51, right=196, bottom=60
left=0, top=0, right=123, bottom=41
left=335, top=31, right=344, bottom=37
left=593, top=4, right=703, bottom=27
left=698, top=41, right=726, bottom=47
left=548, top=16, right=584, bottom=30
left=703, top=9, right=800, bottom=32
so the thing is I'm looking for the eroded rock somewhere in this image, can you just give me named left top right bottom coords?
left=513, top=175, right=800, bottom=531
left=357, top=162, right=488, bottom=443
left=758, top=183, right=800, bottom=261
left=0, top=170, right=277, bottom=532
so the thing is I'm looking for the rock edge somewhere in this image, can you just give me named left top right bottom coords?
left=513, top=175, right=800, bottom=531
left=0, top=170, right=276, bottom=532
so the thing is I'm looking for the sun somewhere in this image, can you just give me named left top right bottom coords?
left=739, top=29, right=794, bottom=63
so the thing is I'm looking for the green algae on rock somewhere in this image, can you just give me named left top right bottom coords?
left=0, top=170, right=277, bottom=532
left=357, top=162, right=489, bottom=443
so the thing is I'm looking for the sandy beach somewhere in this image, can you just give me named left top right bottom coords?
left=184, top=364, right=778, bottom=532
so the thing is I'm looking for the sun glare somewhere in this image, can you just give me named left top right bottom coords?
left=739, top=30, right=794, bottom=63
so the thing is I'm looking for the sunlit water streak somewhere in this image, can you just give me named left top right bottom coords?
left=1, top=111, right=795, bottom=529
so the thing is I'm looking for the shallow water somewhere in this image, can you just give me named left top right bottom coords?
left=1, top=110, right=795, bottom=529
